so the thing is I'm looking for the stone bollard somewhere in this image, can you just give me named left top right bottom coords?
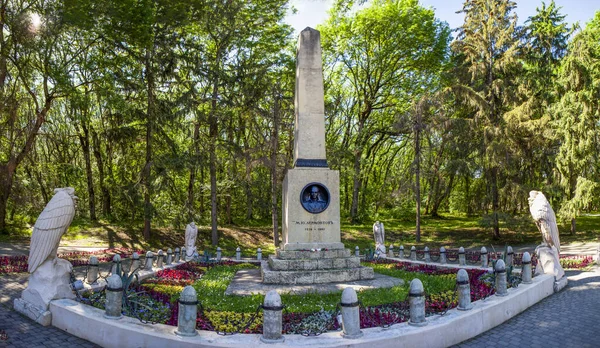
left=424, top=246, right=430, bottom=262
left=144, top=251, right=154, bottom=270
left=457, top=269, right=472, bottom=310
left=166, top=248, right=173, bottom=265
left=217, top=247, right=222, bottom=261
left=257, top=248, right=262, bottom=261
left=175, top=286, right=198, bottom=337
left=506, top=246, right=514, bottom=267
left=495, top=259, right=508, bottom=296
left=131, top=252, right=140, bottom=273
left=87, top=256, right=99, bottom=284
left=236, top=247, right=241, bottom=261
left=157, top=250, right=164, bottom=268
left=440, top=247, right=447, bottom=264
left=111, top=254, right=121, bottom=275
left=260, top=290, right=284, bottom=343
left=181, top=247, right=186, bottom=261
left=521, top=252, right=532, bottom=284
left=355, top=246, right=360, bottom=257
left=481, top=247, right=488, bottom=268
left=410, top=246, right=417, bottom=261
left=104, top=274, right=123, bottom=319
left=399, top=245, right=405, bottom=258
left=459, top=247, right=466, bottom=266
left=408, top=279, right=427, bottom=326
left=174, top=248, right=180, bottom=263
left=340, top=287, right=363, bottom=339
left=388, top=245, right=394, bottom=258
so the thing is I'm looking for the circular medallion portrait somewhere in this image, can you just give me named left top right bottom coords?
left=300, top=182, right=330, bottom=214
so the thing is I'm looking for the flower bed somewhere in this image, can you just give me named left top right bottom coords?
left=559, top=255, right=594, bottom=269
left=0, top=248, right=144, bottom=275
left=95, top=259, right=496, bottom=334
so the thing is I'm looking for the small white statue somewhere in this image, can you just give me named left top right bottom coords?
left=14, top=188, right=77, bottom=326
left=185, top=222, right=198, bottom=260
left=373, top=221, right=386, bottom=256
left=528, top=190, right=565, bottom=282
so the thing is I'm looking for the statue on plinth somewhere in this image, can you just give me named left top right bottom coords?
left=528, top=190, right=565, bottom=284
left=373, top=221, right=386, bottom=256
left=14, top=187, right=77, bottom=326
left=185, top=222, right=198, bottom=260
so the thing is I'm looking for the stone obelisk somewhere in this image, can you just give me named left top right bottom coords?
left=261, top=28, right=373, bottom=284
left=282, top=27, right=343, bottom=251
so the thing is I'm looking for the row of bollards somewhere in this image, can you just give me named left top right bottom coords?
left=101, top=259, right=537, bottom=339
left=365, top=245, right=522, bottom=268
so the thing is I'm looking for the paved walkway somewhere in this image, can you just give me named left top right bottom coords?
left=455, top=266, right=600, bottom=348
left=0, top=243, right=598, bottom=347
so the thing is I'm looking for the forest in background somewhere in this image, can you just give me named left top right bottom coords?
left=1, top=0, right=599, bottom=245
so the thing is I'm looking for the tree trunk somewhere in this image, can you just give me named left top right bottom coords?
left=491, top=167, right=500, bottom=239
left=79, top=123, right=96, bottom=221
left=570, top=218, right=576, bottom=235
left=142, top=50, right=155, bottom=240
left=431, top=173, right=455, bottom=217
left=0, top=162, right=15, bottom=233
left=0, top=97, right=53, bottom=233
left=187, top=119, right=200, bottom=222
left=350, top=148, right=362, bottom=223
left=209, top=73, right=219, bottom=245
left=91, top=128, right=110, bottom=216
left=414, top=109, right=421, bottom=243
left=271, top=88, right=280, bottom=247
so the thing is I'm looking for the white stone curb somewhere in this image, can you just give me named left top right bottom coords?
left=50, top=273, right=555, bottom=348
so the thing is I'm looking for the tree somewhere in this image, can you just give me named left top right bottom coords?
left=451, top=0, right=520, bottom=239
left=320, top=0, right=450, bottom=222
left=555, top=12, right=600, bottom=234
left=0, top=0, right=97, bottom=232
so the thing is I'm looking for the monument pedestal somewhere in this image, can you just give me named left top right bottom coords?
left=261, top=249, right=374, bottom=284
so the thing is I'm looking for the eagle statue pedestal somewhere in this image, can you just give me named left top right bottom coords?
left=535, top=246, right=567, bottom=292
left=14, top=258, right=75, bottom=326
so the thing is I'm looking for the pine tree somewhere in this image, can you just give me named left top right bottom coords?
left=451, top=0, right=520, bottom=239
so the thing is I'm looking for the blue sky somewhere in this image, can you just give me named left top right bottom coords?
left=286, top=0, right=599, bottom=34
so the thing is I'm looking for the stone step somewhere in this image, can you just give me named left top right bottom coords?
left=261, top=264, right=374, bottom=284
left=276, top=248, right=351, bottom=260
left=268, top=255, right=360, bottom=271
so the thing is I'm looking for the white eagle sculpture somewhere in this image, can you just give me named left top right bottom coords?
left=528, top=190, right=560, bottom=255
left=528, top=190, right=565, bottom=285
left=185, top=222, right=198, bottom=259
left=14, top=187, right=77, bottom=326
left=28, top=187, right=77, bottom=273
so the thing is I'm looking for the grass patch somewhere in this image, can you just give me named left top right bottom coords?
left=190, top=261, right=457, bottom=314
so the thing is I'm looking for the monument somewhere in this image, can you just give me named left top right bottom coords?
left=261, top=27, right=374, bottom=284
left=185, top=222, right=198, bottom=260
left=373, top=221, right=386, bottom=256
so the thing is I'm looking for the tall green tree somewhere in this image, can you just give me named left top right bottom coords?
left=320, top=0, right=450, bottom=222
left=451, top=0, right=520, bottom=239
left=503, top=1, right=571, bottom=201
left=0, top=0, right=97, bottom=232
left=555, top=12, right=600, bottom=234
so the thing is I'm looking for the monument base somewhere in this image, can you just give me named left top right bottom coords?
left=261, top=248, right=374, bottom=284
left=535, top=246, right=565, bottom=280
left=13, top=298, right=52, bottom=326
